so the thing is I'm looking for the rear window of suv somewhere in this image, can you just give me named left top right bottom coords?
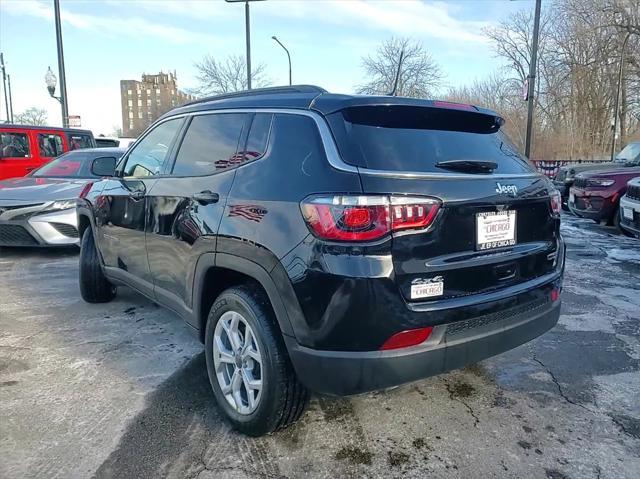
left=327, top=105, right=534, bottom=174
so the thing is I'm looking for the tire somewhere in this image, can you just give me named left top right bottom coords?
left=79, top=228, right=116, bottom=303
left=610, top=207, right=621, bottom=230
left=205, top=285, right=308, bottom=436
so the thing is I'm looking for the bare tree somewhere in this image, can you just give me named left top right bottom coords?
left=477, top=0, right=640, bottom=160
left=14, top=107, right=48, bottom=126
left=357, top=37, right=444, bottom=98
left=193, top=54, right=270, bottom=96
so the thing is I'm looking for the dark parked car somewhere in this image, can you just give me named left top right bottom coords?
left=619, top=177, right=640, bottom=237
left=76, top=86, right=565, bottom=436
left=0, top=147, right=125, bottom=247
left=569, top=164, right=640, bottom=228
left=554, top=142, right=640, bottom=209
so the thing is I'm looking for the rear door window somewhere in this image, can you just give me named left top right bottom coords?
left=0, top=132, right=30, bottom=158
left=37, top=133, right=64, bottom=158
left=328, top=105, right=533, bottom=174
left=172, top=113, right=247, bottom=175
left=67, top=133, right=93, bottom=150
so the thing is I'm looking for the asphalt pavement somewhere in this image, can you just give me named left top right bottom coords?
left=1, top=214, right=639, bottom=479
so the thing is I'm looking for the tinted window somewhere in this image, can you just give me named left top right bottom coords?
left=38, top=133, right=64, bottom=158
left=0, top=132, right=30, bottom=158
left=329, top=106, right=533, bottom=174
left=68, top=133, right=93, bottom=150
left=173, top=113, right=246, bottom=175
left=614, top=143, right=640, bottom=165
left=32, top=152, right=93, bottom=177
left=95, top=138, right=120, bottom=148
left=123, top=118, right=182, bottom=177
left=243, top=113, right=272, bottom=161
left=271, top=113, right=326, bottom=167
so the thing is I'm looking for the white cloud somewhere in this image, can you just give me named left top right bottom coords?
left=2, top=0, right=220, bottom=45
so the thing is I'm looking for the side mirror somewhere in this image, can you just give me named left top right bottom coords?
left=91, top=156, right=117, bottom=177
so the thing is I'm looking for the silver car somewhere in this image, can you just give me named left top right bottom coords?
left=0, top=147, right=125, bottom=247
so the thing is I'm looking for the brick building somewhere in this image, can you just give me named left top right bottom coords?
left=120, top=71, right=195, bottom=137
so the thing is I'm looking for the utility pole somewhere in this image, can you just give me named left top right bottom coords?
left=524, top=0, right=541, bottom=159
left=610, top=31, right=637, bottom=161
left=389, top=47, right=405, bottom=96
left=0, top=53, right=9, bottom=122
left=53, top=0, right=69, bottom=127
left=7, top=74, right=13, bottom=122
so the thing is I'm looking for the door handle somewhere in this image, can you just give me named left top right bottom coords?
left=192, top=190, right=219, bottom=205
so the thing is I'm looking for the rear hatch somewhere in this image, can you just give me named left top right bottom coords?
left=325, top=104, right=560, bottom=302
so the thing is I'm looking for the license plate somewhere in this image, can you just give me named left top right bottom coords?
left=622, top=207, right=634, bottom=220
left=411, top=280, right=444, bottom=299
left=477, top=210, right=517, bottom=251
left=569, top=192, right=575, bottom=204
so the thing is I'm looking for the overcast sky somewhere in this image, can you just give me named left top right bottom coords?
left=0, top=0, right=529, bottom=135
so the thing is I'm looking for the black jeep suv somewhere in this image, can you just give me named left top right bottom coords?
left=77, top=86, right=565, bottom=436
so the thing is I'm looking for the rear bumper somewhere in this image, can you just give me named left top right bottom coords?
left=286, top=299, right=560, bottom=396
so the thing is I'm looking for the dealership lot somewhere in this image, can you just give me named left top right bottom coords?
left=1, top=214, right=639, bottom=479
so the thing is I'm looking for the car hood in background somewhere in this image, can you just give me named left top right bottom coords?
left=0, top=177, right=91, bottom=202
left=558, top=163, right=615, bottom=175
left=576, top=167, right=640, bottom=179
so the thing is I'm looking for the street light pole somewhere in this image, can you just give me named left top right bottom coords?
left=271, top=36, right=292, bottom=85
left=0, top=53, right=9, bottom=123
left=610, top=31, right=636, bottom=162
left=245, top=0, right=252, bottom=89
left=53, top=0, right=69, bottom=127
left=524, top=0, right=541, bottom=159
left=226, top=0, right=265, bottom=90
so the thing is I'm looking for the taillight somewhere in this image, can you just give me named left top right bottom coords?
left=300, top=195, right=441, bottom=242
left=380, top=327, right=434, bottom=350
left=79, top=182, right=94, bottom=200
left=550, top=190, right=561, bottom=216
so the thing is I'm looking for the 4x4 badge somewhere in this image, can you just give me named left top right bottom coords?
left=495, top=183, right=518, bottom=196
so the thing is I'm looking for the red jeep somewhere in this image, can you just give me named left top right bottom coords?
left=0, top=124, right=96, bottom=180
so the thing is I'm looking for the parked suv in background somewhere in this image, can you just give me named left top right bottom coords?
left=0, top=124, right=96, bottom=180
left=554, top=143, right=640, bottom=210
left=569, top=163, right=640, bottom=229
left=620, top=177, right=640, bottom=237
left=77, top=86, right=565, bottom=436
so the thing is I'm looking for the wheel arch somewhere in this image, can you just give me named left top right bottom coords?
left=193, top=252, right=297, bottom=344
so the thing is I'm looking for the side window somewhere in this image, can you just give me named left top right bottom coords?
left=242, top=113, right=272, bottom=162
left=123, top=118, right=182, bottom=177
left=37, top=134, right=64, bottom=158
left=0, top=132, right=30, bottom=158
left=172, top=113, right=246, bottom=176
left=68, top=133, right=93, bottom=150
left=270, top=114, right=326, bottom=166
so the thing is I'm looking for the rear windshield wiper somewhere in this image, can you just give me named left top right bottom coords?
left=435, top=160, right=498, bottom=173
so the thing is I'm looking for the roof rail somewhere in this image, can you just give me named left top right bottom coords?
left=184, top=85, right=327, bottom=107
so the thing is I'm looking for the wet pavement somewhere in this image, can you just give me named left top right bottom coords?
left=1, top=214, right=639, bottom=478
